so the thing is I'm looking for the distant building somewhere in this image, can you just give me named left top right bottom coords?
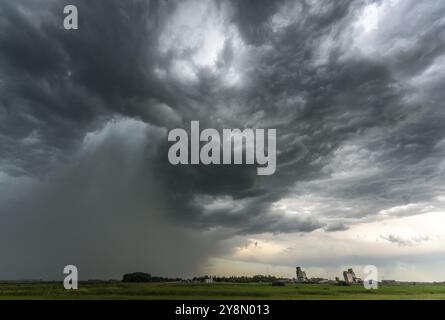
left=382, top=280, right=396, bottom=285
left=272, top=280, right=286, bottom=286
left=296, top=267, right=308, bottom=282
left=343, top=268, right=362, bottom=284
left=343, top=270, right=354, bottom=284
left=348, top=268, right=356, bottom=279
left=309, top=278, right=330, bottom=284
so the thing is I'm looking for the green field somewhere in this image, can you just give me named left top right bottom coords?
left=0, top=282, right=445, bottom=300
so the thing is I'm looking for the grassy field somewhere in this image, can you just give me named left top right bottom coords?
left=0, top=282, right=445, bottom=300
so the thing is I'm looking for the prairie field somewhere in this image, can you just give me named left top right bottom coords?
left=0, top=282, right=444, bottom=300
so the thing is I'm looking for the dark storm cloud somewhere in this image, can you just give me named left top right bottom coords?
left=227, top=0, right=285, bottom=45
left=1, top=0, right=445, bottom=278
left=0, top=0, right=182, bottom=175
left=0, top=119, right=223, bottom=279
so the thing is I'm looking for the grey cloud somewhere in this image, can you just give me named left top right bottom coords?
left=379, top=234, right=430, bottom=247
left=324, top=223, right=349, bottom=232
left=1, top=0, right=445, bottom=278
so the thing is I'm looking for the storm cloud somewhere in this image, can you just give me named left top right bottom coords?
left=1, top=0, right=445, bottom=279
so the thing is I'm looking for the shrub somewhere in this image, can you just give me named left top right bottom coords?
left=122, top=272, right=152, bottom=282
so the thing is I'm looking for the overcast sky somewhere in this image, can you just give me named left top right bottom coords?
left=1, top=0, right=445, bottom=281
